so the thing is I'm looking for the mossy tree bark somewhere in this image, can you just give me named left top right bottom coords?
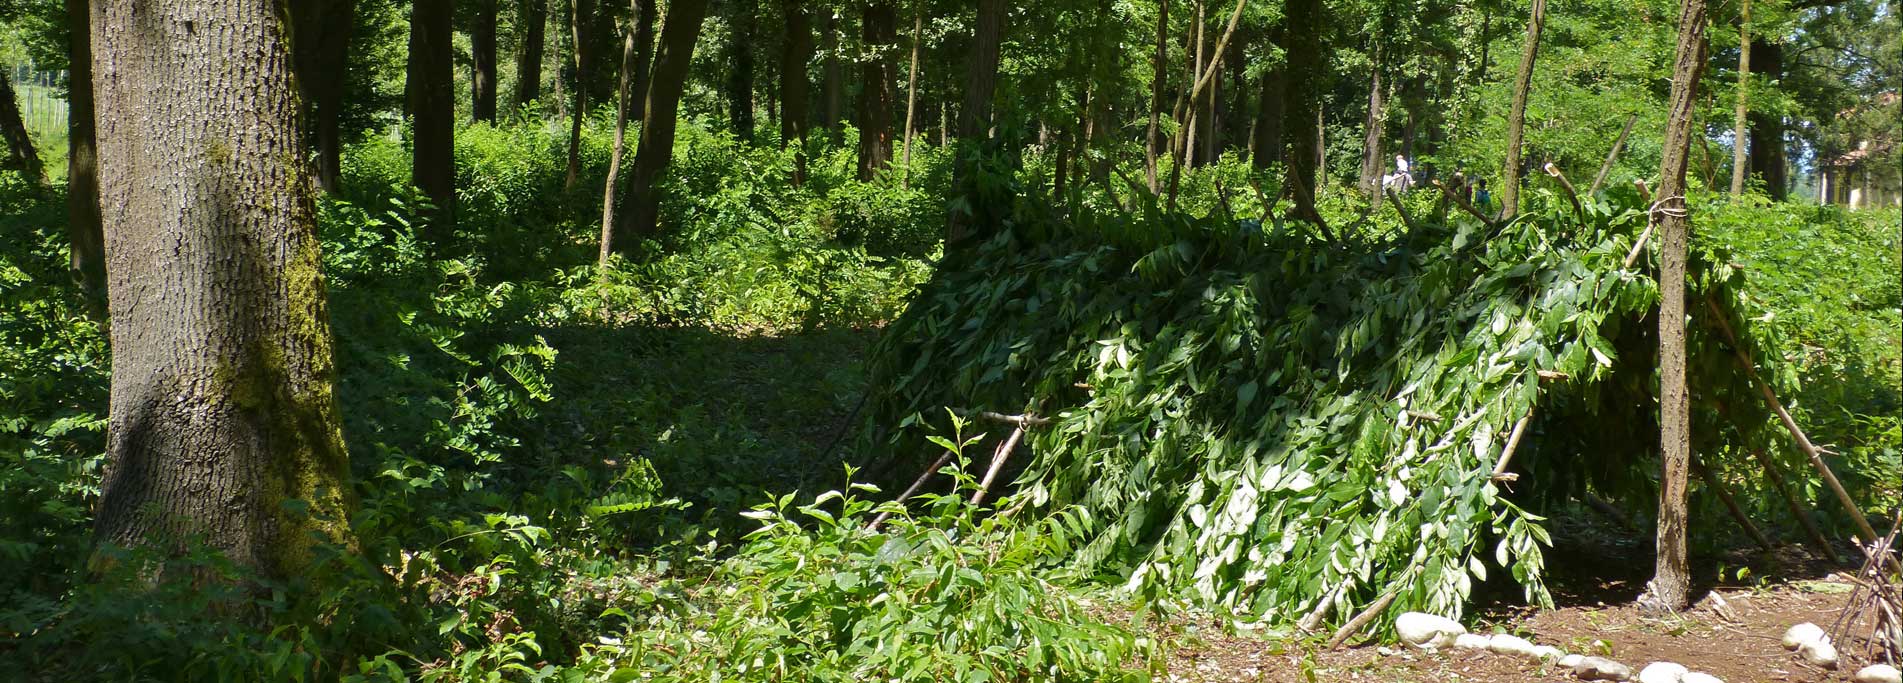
left=779, top=0, right=813, bottom=186
left=90, top=0, right=355, bottom=578
left=65, top=0, right=107, bottom=310
left=514, top=0, right=548, bottom=106
left=1499, top=0, right=1545, bottom=218
left=409, top=0, right=456, bottom=227
left=621, top=0, right=711, bottom=241
left=1645, top=0, right=1708, bottom=614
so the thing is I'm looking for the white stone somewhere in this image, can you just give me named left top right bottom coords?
left=1782, top=622, right=1826, bottom=650
left=1575, top=656, right=1634, bottom=681
left=1395, top=612, right=1466, bottom=648
left=1854, top=664, right=1902, bottom=683
left=1559, top=654, right=1586, bottom=668
left=1682, top=673, right=1724, bottom=683
left=1530, top=645, right=1565, bottom=662
left=1798, top=638, right=1839, bottom=669
left=1638, top=662, right=1689, bottom=683
left=1487, top=633, right=1539, bottom=658
left=1453, top=633, right=1491, bottom=650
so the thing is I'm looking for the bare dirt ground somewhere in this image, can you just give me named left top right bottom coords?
left=1157, top=517, right=1894, bottom=683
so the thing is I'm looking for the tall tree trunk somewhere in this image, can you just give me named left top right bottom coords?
left=514, top=0, right=548, bottom=106
left=1281, top=0, right=1325, bottom=224
left=630, top=0, right=655, bottom=122
left=409, top=0, right=456, bottom=228
left=1645, top=0, right=1708, bottom=616
left=947, top=0, right=1005, bottom=242
left=780, top=0, right=813, bottom=186
left=66, top=0, right=106, bottom=309
left=821, top=13, right=844, bottom=143
left=1250, top=30, right=1284, bottom=172
left=91, top=0, right=354, bottom=578
left=1145, top=0, right=1169, bottom=190
left=900, top=2, right=922, bottom=187
left=1745, top=38, right=1783, bottom=199
left=1728, top=0, right=1749, bottom=195
left=0, top=70, right=46, bottom=186
left=1499, top=0, right=1546, bottom=218
left=1357, top=42, right=1387, bottom=197
left=623, top=0, right=712, bottom=240
left=856, top=1, right=897, bottom=180
left=564, top=0, right=592, bottom=190
left=473, top=0, right=499, bottom=122
left=598, top=0, right=639, bottom=265
left=292, top=0, right=354, bottom=193
left=726, top=0, right=756, bottom=140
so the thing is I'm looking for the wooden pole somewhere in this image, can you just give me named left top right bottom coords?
left=1591, top=113, right=1640, bottom=195
left=1692, top=455, right=1774, bottom=552
left=969, top=426, right=1026, bottom=506
left=1327, top=590, right=1399, bottom=649
left=1752, top=448, right=1843, bottom=564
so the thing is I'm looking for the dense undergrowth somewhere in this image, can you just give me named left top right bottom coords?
left=0, top=113, right=1896, bottom=681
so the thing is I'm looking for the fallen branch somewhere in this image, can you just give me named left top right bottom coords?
left=1433, top=179, right=1496, bottom=228
left=969, top=426, right=1026, bottom=506
left=1692, top=455, right=1774, bottom=552
left=1326, top=590, right=1399, bottom=650
left=1385, top=187, right=1418, bottom=233
left=1751, top=447, right=1843, bottom=564
left=1544, top=162, right=1584, bottom=219
left=870, top=448, right=958, bottom=530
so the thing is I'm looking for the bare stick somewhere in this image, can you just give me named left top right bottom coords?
left=1544, top=162, right=1583, bottom=219
left=1385, top=187, right=1418, bottom=232
left=1327, top=590, right=1399, bottom=650
left=1590, top=113, right=1640, bottom=195
left=1623, top=181, right=1658, bottom=268
left=1433, top=179, right=1496, bottom=227
left=1297, top=585, right=1343, bottom=633
left=953, top=410, right=1051, bottom=427
left=969, top=426, right=1026, bottom=506
left=1491, top=410, right=1534, bottom=482
left=1751, top=448, right=1843, bottom=564
left=1693, top=455, right=1775, bottom=552
left=870, top=448, right=958, bottom=529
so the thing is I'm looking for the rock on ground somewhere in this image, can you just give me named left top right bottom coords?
left=1486, top=633, right=1538, bottom=658
left=1453, top=633, right=1491, bottom=650
left=1559, top=653, right=1585, bottom=668
left=1682, top=672, right=1724, bottom=683
left=1638, top=661, right=1689, bottom=683
left=1854, top=664, right=1902, bottom=683
left=1782, top=622, right=1825, bottom=649
left=1575, top=656, right=1634, bottom=681
left=1395, top=612, right=1466, bottom=648
left=1797, top=637, right=1839, bottom=669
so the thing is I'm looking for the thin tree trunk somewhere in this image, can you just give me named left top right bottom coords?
left=598, top=0, right=639, bottom=265
left=91, top=0, right=354, bottom=578
left=726, top=0, right=756, bottom=140
left=623, top=0, right=712, bottom=239
left=0, top=70, right=46, bottom=186
left=1645, top=0, right=1709, bottom=615
left=292, top=0, right=354, bottom=192
left=780, top=0, right=813, bottom=185
left=514, top=0, right=548, bottom=106
left=947, top=0, right=1005, bottom=242
left=822, top=13, right=843, bottom=143
left=630, top=0, right=655, bottom=122
left=66, top=0, right=106, bottom=310
left=473, top=0, right=499, bottom=122
left=1729, top=0, right=1749, bottom=196
left=1250, top=30, right=1284, bottom=172
left=900, top=2, right=922, bottom=187
left=1145, top=0, right=1169, bottom=191
left=940, top=100, right=948, bottom=145
left=1358, top=41, right=1387, bottom=198
left=1499, top=0, right=1546, bottom=218
left=857, top=1, right=897, bottom=180
left=1281, top=0, right=1325, bottom=224
left=563, top=0, right=593, bottom=191
left=1590, top=112, right=1638, bottom=194
left=409, top=0, right=456, bottom=228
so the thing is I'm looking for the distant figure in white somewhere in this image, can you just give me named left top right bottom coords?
left=1383, top=154, right=1414, bottom=193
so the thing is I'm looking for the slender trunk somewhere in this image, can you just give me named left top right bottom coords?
left=1357, top=42, right=1387, bottom=197
left=940, top=100, right=948, bottom=146
left=0, top=70, right=46, bottom=186
left=564, top=0, right=592, bottom=190
left=630, top=0, right=655, bottom=122
left=726, top=0, right=756, bottom=140
left=1145, top=0, right=1169, bottom=190
left=1646, top=0, right=1709, bottom=615
left=780, top=0, right=813, bottom=185
left=948, top=0, right=1005, bottom=242
left=1729, top=0, right=1750, bottom=196
left=623, top=0, right=712, bottom=239
left=821, top=14, right=843, bottom=143
left=1499, top=0, right=1546, bottom=218
left=900, top=3, right=922, bottom=187
left=292, top=0, right=354, bottom=192
left=409, top=0, right=456, bottom=228
left=856, top=1, right=897, bottom=180
left=91, top=0, right=354, bottom=578
left=1281, top=0, right=1325, bottom=223
left=514, top=0, right=548, bottom=106
left=1745, top=38, right=1784, bottom=200
left=473, top=0, right=499, bottom=122
left=66, top=0, right=106, bottom=309
left=1250, top=30, right=1284, bottom=171
left=1590, top=112, right=1639, bottom=194
left=599, top=0, right=639, bottom=265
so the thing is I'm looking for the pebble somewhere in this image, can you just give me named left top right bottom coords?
left=1559, top=653, right=1586, bottom=668
left=1782, top=622, right=1825, bottom=650
left=1682, top=673, right=1724, bottom=683
left=1487, top=633, right=1539, bottom=658
left=1396, top=612, right=1466, bottom=648
left=1638, top=662, right=1689, bottom=683
left=1575, top=656, right=1634, bottom=681
left=1530, top=645, right=1565, bottom=661
left=1854, top=664, right=1902, bottom=683
left=1798, top=637, right=1839, bottom=669
left=1453, top=633, right=1491, bottom=650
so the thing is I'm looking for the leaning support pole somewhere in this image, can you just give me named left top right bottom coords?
left=969, top=425, right=1027, bottom=506
left=1590, top=113, right=1640, bottom=195
left=1692, top=455, right=1774, bottom=552
left=1752, top=448, right=1844, bottom=564
left=1544, top=162, right=1584, bottom=219
left=1704, top=297, right=1888, bottom=553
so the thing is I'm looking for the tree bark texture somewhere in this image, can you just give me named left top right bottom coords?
left=726, top=0, right=755, bottom=140
left=1745, top=38, right=1784, bottom=199
left=0, top=69, right=46, bottom=186
left=563, top=0, right=593, bottom=190
left=90, top=0, right=354, bottom=578
left=1281, top=0, right=1325, bottom=223
left=1648, top=0, right=1708, bottom=614
left=473, top=0, right=500, bottom=122
left=900, top=3, right=922, bottom=186
left=1250, top=30, right=1284, bottom=172
left=514, top=0, right=548, bottom=106
left=66, top=0, right=107, bottom=308
left=1499, top=0, right=1545, bottom=218
left=291, top=0, right=354, bottom=193
left=779, top=0, right=812, bottom=185
left=856, top=1, right=897, bottom=180
left=1357, top=41, right=1387, bottom=197
left=409, top=0, right=456, bottom=225
left=622, top=0, right=711, bottom=240
left=599, top=0, right=640, bottom=265
left=630, top=0, right=655, bottom=122
left=947, top=0, right=1005, bottom=243
left=1145, top=0, right=1168, bottom=190
left=1729, top=0, right=1749, bottom=195
left=822, top=13, right=843, bottom=143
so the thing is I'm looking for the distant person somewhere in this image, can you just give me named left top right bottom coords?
left=1473, top=178, right=1492, bottom=212
left=1383, top=154, right=1414, bottom=193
